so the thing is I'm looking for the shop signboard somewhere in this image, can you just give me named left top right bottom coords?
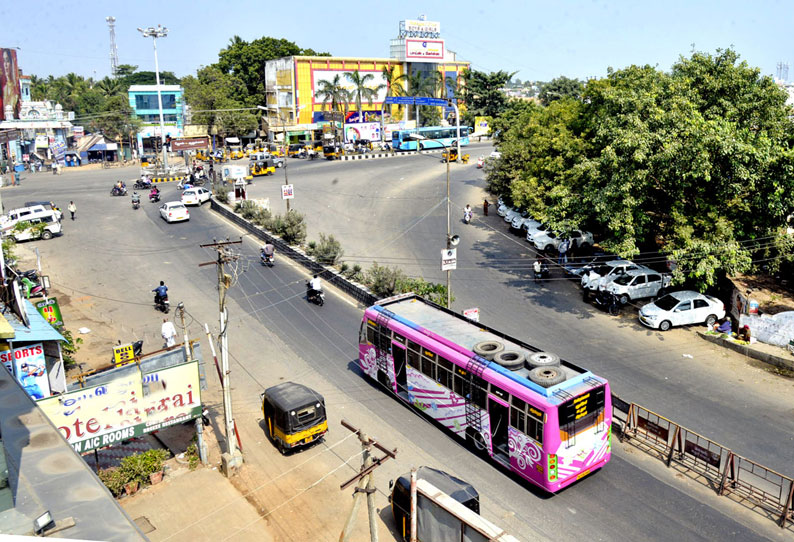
left=400, top=19, right=441, bottom=39
left=3, top=343, right=51, bottom=399
left=405, top=39, right=445, bottom=62
left=313, top=70, right=388, bottom=103
left=345, top=110, right=382, bottom=124
left=35, top=297, right=63, bottom=327
left=38, top=360, right=202, bottom=453
left=0, top=129, right=19, bottom=144
left=172, top=136, right=210, bottom=151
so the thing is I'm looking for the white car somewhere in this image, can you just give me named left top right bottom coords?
left=581, top=260, right=645, bottom=291
left=504, top=208, right=526, bottom=224
left=525, top=222, right=551, bottom=244
left=181, top=187, right=211, bottom=206
left=512, top=215, right=540, bottom=232
left=497, top=205, right=511, bottom=218
left=533, top=229, right=594, bottom=253
left=159, top=202, right=190, bottom=223
left=605, top=269, right=672, bottom=304
left=490, top=150, right=502, bottom=159
left=639, top=291, right=725, bottom=331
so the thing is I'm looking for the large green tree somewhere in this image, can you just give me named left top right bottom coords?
left=182, top=66, right=257, bottom=138
left=459, top=69, right=515, bottom=124
left=537, top=76, right=584, bottom=106
left=490, top=49, right=794, bottom=287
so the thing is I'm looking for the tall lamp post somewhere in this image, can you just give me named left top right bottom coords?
left=137, top=25, right=169, bottom=169
left=257, top=104, right=306, bottom=212
left=409, top=134, right=457, bottom=308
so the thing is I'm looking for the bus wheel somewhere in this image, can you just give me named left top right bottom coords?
left=467, top=428, right=488, bottom=453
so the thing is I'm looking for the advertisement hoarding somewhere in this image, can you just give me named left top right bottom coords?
left=405, top=39, right=445, bottom=62
left=35, top=298, right=64, bottom=327
left=172, top=136, right=210, bottom=151
left=0, top=48, right=22, bottom=120
left=38, top=360, right=202, bottom=453
left=344, top=122, right=381, bottom=142
left=2, top=343, right=51, bottom=399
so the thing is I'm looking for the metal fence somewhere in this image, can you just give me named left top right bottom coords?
left=611, top=394, right=793, bottom=529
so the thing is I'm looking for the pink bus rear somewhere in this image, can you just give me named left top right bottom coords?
left=358, top=294, right=611, bottom=493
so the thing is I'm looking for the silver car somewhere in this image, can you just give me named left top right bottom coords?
left=605, top=269, right=672, bottom=304
left=581, top=260, right=644, bottom=292
left=638, top=291, right=725, bottom=331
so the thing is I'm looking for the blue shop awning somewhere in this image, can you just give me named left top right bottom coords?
left=5, top=300, right=65, bottom=342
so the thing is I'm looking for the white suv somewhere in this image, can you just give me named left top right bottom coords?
left=605, top=269, right=672, bottom=304
left=581, top=260, right=646, bottom=292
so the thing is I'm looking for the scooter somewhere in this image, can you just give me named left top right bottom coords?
left=592, top=290, right=622, bottom=316
left=110, top=185, right=127, bottom=196
left=463, top=210, right=472, bottom=224
left=21, top=276, right=46, bottom=298
left=260, top=251, right=274, bottom=267
left=306, top=282, right=325, bottom=306
left=149, top=190, right=161, bottom=203
left=476, top=156, right=484, bottom=168
left=134, top=178, right=153, bottom=190
left=534, top=263, right=550, bottom=282
left=131, top=193, right=141, bottom=209
left=154, top=294, right=170, bottom=314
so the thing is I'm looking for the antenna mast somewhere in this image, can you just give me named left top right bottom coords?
left=106, top=16, right=120, bottom=76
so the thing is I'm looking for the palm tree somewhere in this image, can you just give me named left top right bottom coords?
left=96, top=77, right=123, bottom=98
left=30, top=75, right=50, bottom=101
left=344, top=70, right=384, bottom=118
left=314, top=74, right=350, bottom=115
left=381, top=65, right=406, bottom=121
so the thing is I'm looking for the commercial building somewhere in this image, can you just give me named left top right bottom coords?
left=261, top=17, right=469, bottom=144
left=128, top=84, right=185, bottom=155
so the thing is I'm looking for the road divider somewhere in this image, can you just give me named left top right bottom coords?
left=340, top=149, right=443, bottom=161
left=210, top=199, right=378, bottom=307
left=151, top=176, right=185, bottom=183
left=611, top=394, right=793, bottom=530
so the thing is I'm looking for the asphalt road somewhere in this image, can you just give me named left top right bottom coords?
left=4, top=159, right=790, bottom=541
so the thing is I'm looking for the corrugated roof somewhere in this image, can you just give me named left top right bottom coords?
left=4, top=300, right=65, bottom=343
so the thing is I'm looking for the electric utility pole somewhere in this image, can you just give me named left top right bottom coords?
left=338, top=420, right=398, bottom=542
left=199, top=238, right=244, bottom=473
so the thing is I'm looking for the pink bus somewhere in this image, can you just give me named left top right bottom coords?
left=358, top=294, right=612, bottom=493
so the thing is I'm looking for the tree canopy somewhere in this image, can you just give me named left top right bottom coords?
left=537, top=76, right=583, bottom=106
left=488, top=49, right=794, bottom=287
left=459, top=69, right=515, bottom=123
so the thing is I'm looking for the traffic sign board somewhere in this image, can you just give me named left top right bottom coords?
left=441, top=248, right=457, bottom=271
left=414, top=97, right=448, bottom=107
left=463, top=307, right=480, bottom=322
left=385, top=96, right=414, bottom=105
left=281, top=184, right=294, bottom=200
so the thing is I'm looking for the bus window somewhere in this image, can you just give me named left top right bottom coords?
left=359, top=321, right=367, bottom=344
left=366, top=322, right=376, bottom=345
left=421, top=352, right=436, bottom=379
left=407, top=348, right=419, bottom=368
left=377, top=325, right=392, bottom=352
left=471, top=376, right=487, bottom=408
left=453, top=371, right=467, bottom=398
left=436, top=357, right=452, bottom=388
left=510, top=407, right=526, bottom=434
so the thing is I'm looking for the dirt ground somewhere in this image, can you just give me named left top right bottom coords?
left=731, top=274, right=794, bottom=315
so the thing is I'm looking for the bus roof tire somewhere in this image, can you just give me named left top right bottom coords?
left=527, top=352, right=560, bottom=369
left=528, top=367, right=566, bottom=388
left=493, top=350, right=526, bottom=371
left=473, top=340, right=504, bottom=360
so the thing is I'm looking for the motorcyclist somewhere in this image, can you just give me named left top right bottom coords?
left=533, top=258, right=547, bottom=282
left=309, top=274, right=322, bottom=297
left=463, top=204, right=472, bottom=223
left=131, top=192, right=141, bottom=206
left=261, top=242, right=275, bottom=260
left=153, top=281, right=168, bottom=305
left=149, top=186, right=160, bottom=199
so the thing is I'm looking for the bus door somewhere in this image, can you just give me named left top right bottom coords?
left=391, top=341, right=407, bottom=396
left=488, top=395, right=510, bottom=460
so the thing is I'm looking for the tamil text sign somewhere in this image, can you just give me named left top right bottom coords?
left=172, top=136, right=210, bottom=151
left=35, top=298, right=64, bottom=327
left=38, top=360, right=202, bottom=453
left=405, top=39, right=445, bottom=62
left=441, top=248, right=457, bottom=271
left=400, top=19, right=441, bottom=39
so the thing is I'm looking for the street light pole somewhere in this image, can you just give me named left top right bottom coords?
left=138, top=25, right=169, bottom=170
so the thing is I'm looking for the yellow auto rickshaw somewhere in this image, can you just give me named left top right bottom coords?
left=287, top=143, right=305, bottom=157
left=195, top=149, right=210, bottom=161
left=249, top=158, right=275, bottom=176
left=260, top=382, right=328, bottom=454
left=140, top=154, right=155, bottom=167
left=310, top=140, right=323, bottom=153
left=323, top=143, right=341, bottom=160
left=441, top=148, right=470, bottom=164
left=228, top=145, right=244, bottom=160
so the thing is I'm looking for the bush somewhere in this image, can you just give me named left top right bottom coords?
left=252, top=208, right=272, bottom=228
left=119, top=448, right=170, bottom=486
left=98, top=467, right=126, bottom=497
left=306, top=233, right=344, bottom=265
left=235, top=200, right=259, bottom=219
left=364, top=262, right=405, bottom=298
left=212, top=181, right=229, bottom=203
left=270, top=210, right=307, bottom=245
left=396, top=277, right=451, bottom=307
left=185, top=443, right=200, bottom=470
left=57, top=327, right=82, bottom=368
left=349, top=264, right=364, bottom=282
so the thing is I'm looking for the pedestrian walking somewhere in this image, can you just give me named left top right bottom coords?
left=161, top=318, right=177, bottom=348
left=68, top=201, right=76, bottom=220
left=13, top=170, right=20, bottom=186
left=483, top=199, right=490, bottom=216
left=558, top=238, right=570, bottom=265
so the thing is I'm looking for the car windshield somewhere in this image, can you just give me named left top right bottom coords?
left=592, top=265, right=610, bottom=275
left=654, top=295, right=679, bottom=311
left=613, top=275, right=633, bottom=286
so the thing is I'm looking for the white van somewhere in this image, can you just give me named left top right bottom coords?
left=1, top=205, right=55, bottom=229
left=2, top=211, right=62, bottom=241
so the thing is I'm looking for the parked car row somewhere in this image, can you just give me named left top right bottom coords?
left=494, top=197, right=726, bottom=332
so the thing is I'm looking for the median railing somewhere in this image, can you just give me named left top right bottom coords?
left=611, top=394, right=793, bottom=529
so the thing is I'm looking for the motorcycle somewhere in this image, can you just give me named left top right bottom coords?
left=476, top=156, right=484, bottom=168
left=154, top=294, right=170, bottom=314
left=131, top=193, right=141, bottom=210
left=149, top=191, right=161, bottom=203
left=592, top=290, right=622, bottom=316
left=134, top=178, right=153, bottom=190
left=463, top=210, right=472, bottom=224
left=20, top=276, right=46, bottom=298
left=534, top=263, right=550, bottom=282
left=110, top=185, right=128, bottom=196
left=260, top=251, right=274, bottom=267
left=306, top=282, right=325, bottom=306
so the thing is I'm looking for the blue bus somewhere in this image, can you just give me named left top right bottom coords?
left=392, top=126, right=471, bottom=151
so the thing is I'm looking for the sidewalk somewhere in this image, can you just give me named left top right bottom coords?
left=697, top=330, right=794, bottom=372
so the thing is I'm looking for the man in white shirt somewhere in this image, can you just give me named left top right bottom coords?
left=309, top=274, right=322, bottom=292
left=161, top=318, right=177, bottom=348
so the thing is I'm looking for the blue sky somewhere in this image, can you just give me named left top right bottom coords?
left=2, top=0, right=791, bottom=82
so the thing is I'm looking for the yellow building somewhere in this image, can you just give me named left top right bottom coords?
left=263, top=21, right=469, bottom=144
